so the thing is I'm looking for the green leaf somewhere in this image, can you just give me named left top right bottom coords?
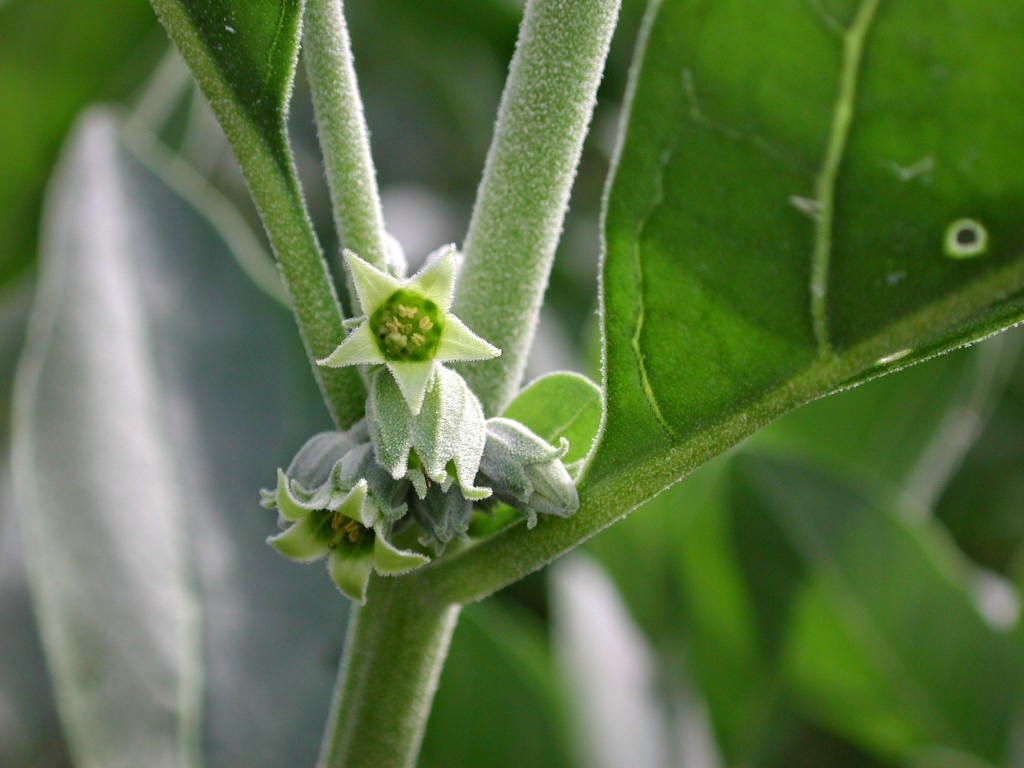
left=420, top=601, right=575, bottom=768
left=935, top=326, right=1024, bottom=573
left=591, top=0, right=1024, bottom=492
left=12, top=111, right=348, bottom=767
left=752, top=334, right=1021, bottom=509
left=502, top=372, right=602, bottom=464
left=732, top=454, right=1015, bottom=765
left=0, top=0, right=157, bottom=285
left=150, top=0, right=302, bottom=171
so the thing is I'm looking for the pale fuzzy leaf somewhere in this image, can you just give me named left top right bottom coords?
left=12, top=111, right=348, bottom=767
left=12, top=111, right=201, bottom=768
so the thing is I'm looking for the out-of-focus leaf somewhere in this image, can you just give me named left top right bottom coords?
left=733, top=454, right=1015, bottom=766
left=550, top=555, right=676, bottom=768
left=0, top=281, right=69, bottom=766
left=591, top=0, right=1024, bottom=499
left=502, top=371, right=602, bottom=463
left=0, top=0, right=158, bottom=285
left=420, top=600, right=575, bottom=768
left=12, top=110, right=345, bottom=767
left=588, top=331, right=1020, bottom=766
left=936, top=327, right=1024, bottom=573
left=752, top=334, right=1021, bottom=509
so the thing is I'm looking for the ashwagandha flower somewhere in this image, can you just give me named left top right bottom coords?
left=367, top=364, right=491, bottom=501
left=477, top=417, right=580, bottom=528
left=262, top=430, right=429, bottom=603
left=318, top=247, right=500, bottom=415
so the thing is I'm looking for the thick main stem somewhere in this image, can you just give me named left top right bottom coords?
left=304, top=0, right=389, bottom=274
left=318, top=576, right=460, bottom=768
left=454, top=0, right=621, bottom=414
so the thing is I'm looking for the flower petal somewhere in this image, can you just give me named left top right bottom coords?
left=345, top=249, right=402, bottom=314
left=387, top=360, right=436, bottom=415
left=275, top=468, right=319, bottom=521
left=407, top=245, right=457, bottom=309
left=436, top=315, right=500, bottom=362
left=267, top=515, right=331, bottom=562
left=367, top=370, right=414, bottom=477
left=372, top=531, right=430, bottom=575
left=318, top=322, right=386, bottom=368
left=336, top=479, right=370, bottom=525
left=328, top=545, right=375, bottom=604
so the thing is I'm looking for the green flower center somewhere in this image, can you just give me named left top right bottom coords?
left=369, top=288, right=445, bottom=361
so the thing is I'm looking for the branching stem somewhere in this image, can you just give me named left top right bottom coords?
left=304, top=0, right=389, bottom=277
left=454, top=0, right=622, bottom=415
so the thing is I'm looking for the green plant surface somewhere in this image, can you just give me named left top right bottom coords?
left=12, top=112, right=348, bottom=767
left=148, top=0, right=364, bottom=427
left=413, top=0, right=1024, bottom=610
left=587, top=336, right=1022, bottom=767
left=421, top=601, right=575, bottom=768
left=501, top=372, right=603, bottom=464
left=454, top=0, right=622, bottom=414
left=0, top=0, right=158, bottom=285
left=593, top=0, right=1024, bottom=486
left=734, top=455, right=1013, bottom=766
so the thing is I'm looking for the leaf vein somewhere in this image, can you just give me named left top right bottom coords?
left=809, top=0, right=882, bottom=354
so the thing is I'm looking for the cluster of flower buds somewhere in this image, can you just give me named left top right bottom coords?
left=261, top=247, right=579, bottom=602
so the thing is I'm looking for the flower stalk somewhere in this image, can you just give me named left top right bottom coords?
left=454, top=0, right=622, bottom=414
left=304, top=0, right=389, bottom=273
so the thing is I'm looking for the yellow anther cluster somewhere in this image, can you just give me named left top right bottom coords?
left=332, top=513, right=366, bottom=544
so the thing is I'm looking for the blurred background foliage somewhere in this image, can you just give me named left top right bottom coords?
left=1, top=0, right=1021, bottom=766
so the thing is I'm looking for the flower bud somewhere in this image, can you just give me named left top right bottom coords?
left=477, top=417, right=579, bottom=528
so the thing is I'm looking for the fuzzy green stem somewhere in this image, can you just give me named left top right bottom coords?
left=318, top=577, right=460, bottom=768
left=304, top=0, right=389, bottom=274
left=148, top=0, right=365, bottom=428
left=453, top=0, right=621, bottom=414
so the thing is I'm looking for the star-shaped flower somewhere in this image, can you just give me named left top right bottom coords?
left=318, top=247, right=500, bottom=414
left=265, top=464, right=429, bottom=604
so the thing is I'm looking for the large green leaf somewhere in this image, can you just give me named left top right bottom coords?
left=591, top=0, right=1024, bottom=491
left=12, top=111, right=346, bottom=767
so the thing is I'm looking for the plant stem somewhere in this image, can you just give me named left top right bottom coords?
left=149, top=0, right=366, bottom=428
left=318, top=577, right=460, bottom=768
left=454, top=0, right=621, bottom=415
left=304, top=0, right=389, bottom=277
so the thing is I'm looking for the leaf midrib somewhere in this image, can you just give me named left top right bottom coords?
left=809, top=0, right=881, bottom=355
